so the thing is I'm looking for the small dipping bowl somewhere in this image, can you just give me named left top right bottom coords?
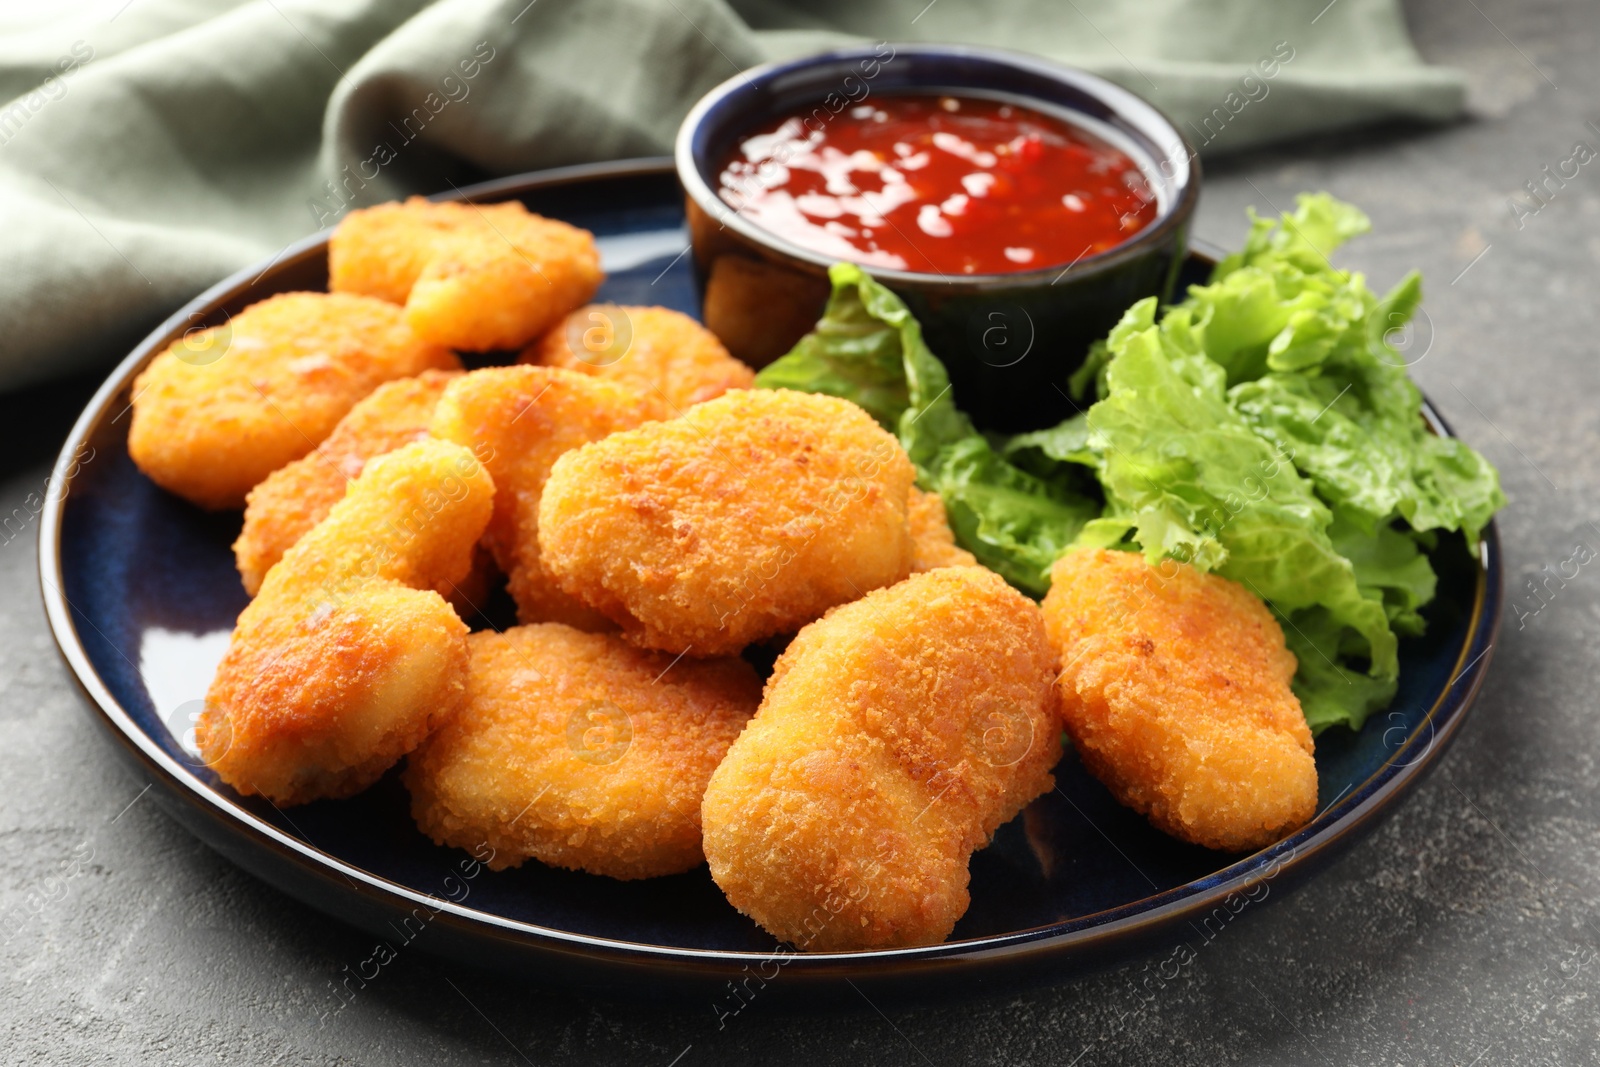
left=675, top=43, right=1199, bottom=432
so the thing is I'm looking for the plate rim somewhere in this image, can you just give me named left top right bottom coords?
left=36, top=157, right=1504, bottom=978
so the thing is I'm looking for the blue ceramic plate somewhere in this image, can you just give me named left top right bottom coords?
left=39, top=159, right=1501, bottom=998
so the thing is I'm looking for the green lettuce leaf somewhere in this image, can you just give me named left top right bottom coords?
left=1003, top=411, right=1098, bottom=482
left=1057, top=192, right=1504, bottom=731
left=1223, top=273, right=1504, bottom=545
left=1330, top=511, right=1437, bottom=637
left=1282, top=607, right=1398, bottom=734
left=929, top=436, right=1099, bottom=595
left=1079, top=194, right=1504, bottom=549
left=1188, top=195, right=1504, bottom=546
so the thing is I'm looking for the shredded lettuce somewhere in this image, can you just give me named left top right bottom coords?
left=754, top=195, right=1505, bottom=734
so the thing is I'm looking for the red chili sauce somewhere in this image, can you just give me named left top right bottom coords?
left=716, top=93, right=1159, bottom=276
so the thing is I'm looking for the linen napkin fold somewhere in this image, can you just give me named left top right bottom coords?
left=0, top=0, right=1462, bottom=392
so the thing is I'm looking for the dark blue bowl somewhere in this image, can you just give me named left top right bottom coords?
left=40, top=160, right=1498, bottom=1004
left=675, top=43, right=1200, bottom=432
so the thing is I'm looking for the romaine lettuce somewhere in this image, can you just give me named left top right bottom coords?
left=1061, top=193, right=1502, bottom=731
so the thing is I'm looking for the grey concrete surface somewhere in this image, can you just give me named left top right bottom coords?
left=2, top=0, right=1597, bottom=1062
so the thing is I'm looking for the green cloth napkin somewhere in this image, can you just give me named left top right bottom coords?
left=0, top=0, right=1462, bottom=392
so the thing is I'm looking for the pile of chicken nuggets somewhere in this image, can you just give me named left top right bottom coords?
left=129, top=196, right=1317, bottom=951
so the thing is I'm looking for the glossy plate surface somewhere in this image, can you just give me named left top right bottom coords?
left=39, top=159, right=1501, bottom=994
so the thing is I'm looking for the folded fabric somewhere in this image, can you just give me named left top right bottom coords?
left=0, top=0, right=1463, bottom=392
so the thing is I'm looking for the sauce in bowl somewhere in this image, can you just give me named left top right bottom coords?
left=716, top=93, right=1159, bottom=276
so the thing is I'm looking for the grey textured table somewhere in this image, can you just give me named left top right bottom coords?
left=4, top=1, right=1596, bottom=1062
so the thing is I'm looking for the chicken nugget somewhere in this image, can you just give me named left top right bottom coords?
left=234, top=370, right=457, bottom=595
left=539, top=389, right=915, bottom=657
left=907, top=486, right=978, bottom=573
left=701, top=567, right=1060, bottom=950
left=1042, top=547, right=1316, bottom=853
left=430, top=366, right=669, bottom=629
left=128, top=292, right=459, bottom=510
left=524, top=304, right=754, bottom=410
left=405, top=623, right=760, bottom=880
left=198, top=440, right=494, bottom=806
left=329, top=197, right=602, bottom=351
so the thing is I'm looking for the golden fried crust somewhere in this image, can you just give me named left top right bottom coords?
left=328, top=197, right=460, bottom=305
left=430, top=366, right=669, bottom=629
left=329, top=197, right=602, bottom=351
left=405, top=624, right=761, bottom=880
left=538, top=389, right=915, bottom=657
left=906, top=487, right=978, bottom=573
left=198, top=440, right=494, bottom=806
left=525, top=304, right=754, bottom=410
left=234, top=371, right=459, bottom=596
left=701, top=567, right=1060, bottom=949
left=1042, top=547, right=1316, bottom=853
left=128, top=292, right=459, bottom=510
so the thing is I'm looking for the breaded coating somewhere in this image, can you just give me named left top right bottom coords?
left=430, top=366, right=668, bottom=629
left=234, top=370, right=458, bottom=595
left=525, top=304, right=754, bottom=410
left=405, top=623, right=761, bottom=880
left=907, top=486, right=978, bottom=573
left=198, top=440, right=494, bottom=806
left=329, top=197, right=602, bottom=351
left=538, top=389, right=915, bottom=657
left=1043, top=547, right=1317, bottom=853
left=701, top=567, right=1060, bottom=950
left=128, top=292, right=459, bottom=509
